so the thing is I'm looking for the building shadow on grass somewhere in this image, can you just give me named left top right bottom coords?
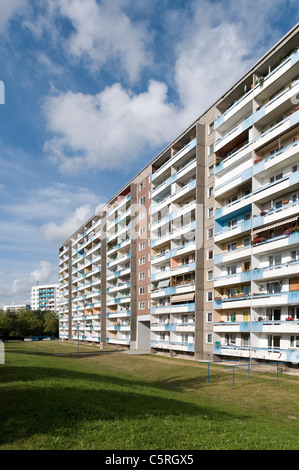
left=0, top=363, right=251, bottom=447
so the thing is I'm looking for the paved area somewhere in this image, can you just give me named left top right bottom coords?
left=121, top=349, right=151, bottom=355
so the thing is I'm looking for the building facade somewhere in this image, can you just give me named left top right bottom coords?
left=31, top=284, right=59, bottom=311
left=59, top=24, right=299, bottom=365
left=3, top=304, right=30, bottom=312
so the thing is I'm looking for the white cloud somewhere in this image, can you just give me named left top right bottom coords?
left=2, top=182, right=101, bottom=223
left=58, top=0, right=152, bottom=82
left=0, top=260, right=57, bottom=303
left=42, top=0, right=296, bottom=174
left=22, top=0, right=152, bottom=82
left=40, top=204, right=95, bottom=243
left=0, top=0, right=27, bottom=31
left=43, top=81, right=182, bottom=174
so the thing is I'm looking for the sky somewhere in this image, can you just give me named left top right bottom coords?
left=0, top=0, right=298, bottom=307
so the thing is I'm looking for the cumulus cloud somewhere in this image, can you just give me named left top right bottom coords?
left=4, top=182, right=101, bottom=223
left=0, top=0, right=27, bottom=32
left=0, top=260, right=57, bottom=302
left=43, top=81, right=181, bottom=173
left=40, top=204, right=95, bottom=243
left=22, top=0, right=152, bottom=82
left=57, top=0, right=152, bottom=82
left=42, top=0, right=297, bottom=174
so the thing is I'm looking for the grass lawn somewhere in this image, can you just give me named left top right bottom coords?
left=0, top=341, right=298, bottom=450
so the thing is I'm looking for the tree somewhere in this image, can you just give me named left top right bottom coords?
left=0, top=310, right=18, bottom=340
left=43, top=311, right=59, bottom=337
left=16, top=311, right=43, bottom=338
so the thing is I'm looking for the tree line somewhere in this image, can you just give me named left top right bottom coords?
left=0, top=309, right=59, bottom=340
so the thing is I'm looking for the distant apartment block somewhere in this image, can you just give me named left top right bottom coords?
left=31, top=284, right=59, bottom=311
left=59, top=24, right=299, bottom=365
left=3, top=304, right=30, bottom=312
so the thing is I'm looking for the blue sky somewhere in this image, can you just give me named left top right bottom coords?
left=0, top=0, right=298, bottom=306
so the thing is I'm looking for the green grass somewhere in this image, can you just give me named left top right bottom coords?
left=0, top=341, right=298, bottom=450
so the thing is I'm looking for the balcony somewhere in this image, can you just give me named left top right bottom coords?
left=252, top=200, right=299, bottom=231
left=151, top=303, right=195, bottom=314
left=150, top=340, right=194, bottom=352
left=215, top=218, right=251, bottom=243
left=252, top=260, right=299, bottom=281
left=151, top=220, right=196, bottom=248
left=215, top=166, right=252, bottom=198
left=214, top=319, right=299, bottom=334
left=215, top=88, right=253, bottom=132
left=151, top=138, right=196, bottom=182
left=253, top=170, right=299, bottom=204
left=215, top=194, right=251, bottom=219
left=213, top=343, right=298, bottom=363
left=214, top=270, right=251, bottom=287
left=253, top=109, right=299, bottom=151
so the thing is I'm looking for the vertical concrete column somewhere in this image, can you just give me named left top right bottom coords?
left=100, top=211, right=107, bottom=345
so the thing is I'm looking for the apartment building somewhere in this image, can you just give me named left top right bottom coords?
left=31, top=284, right=58, bottom=311
left=3, top=304, right=30, bottom=312
left=213, top=27, right=299, bottom=365
left=59, top=24, right=299, bottom=365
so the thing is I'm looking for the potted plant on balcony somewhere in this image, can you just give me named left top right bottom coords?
left=250, top=237, right=267, bottom=245
left=258, top=77, right=264, bottom=88
left=286, top=317, right=294, bottom=321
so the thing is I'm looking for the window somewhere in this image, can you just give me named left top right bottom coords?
left=139, top=241, right=145, bottom=250
left=207, top=270, right=213, bottom=281
left=270, top=173, right=283, bottom=183
left=139, top=302, right=145, bottom=310
left=207, top=312, right=213, bottom=322
left=268, top=335, right=280, bottom=349
left=206, top=334, right=213, bottom=344
left=207, top=228, right=213, bottom=239
left=140, top=196, right=145, bottom=205
left=208, top=207, right=214, bottom=218
left=207, top=250, right=214, bottom=260
left=208, top=164, right=214, bottom=177
left=208, top=186, right=214, bottom=197
left=227, top=242, right=237, bottom=251
left=208, top=143, right=214, bottom=155
left=208, top=121, right=214, bottom=134
left=227, top=265, right=237, bottom=275
left=291, top=250, right=299, bottom=261
left=139, top=287, right=145, bottom=295
left=182, top=333, right=189, bottom=343
left=207, top=291, right=213, bottom=302
left=227, top=194, right=238, bottom=204
left=243, top=237, right=250, bottom=247
left=267, top=282, right=281, bottom=294
left=290, top=336, right=299, bottom=348
left=269, top=254, right=281, bottom=266
left=139, top=271, right=145, bottom=280
left=139, top=226, right=145, bottom=235
left=225, top=334, right=236, bottom=345
left=139, top=257, right=145, bottom=265
left=139, top=181, right=146, bottom=191
left=288, top=307, right=299, bottom=319
left=267, top=308, right=281, bottom=321
left=139, top=211, right=146, bottom=221
left=227, top=218, right=237, bottom=228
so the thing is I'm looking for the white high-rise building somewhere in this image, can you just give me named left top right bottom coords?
left=31, top=284, right=59, bottom=312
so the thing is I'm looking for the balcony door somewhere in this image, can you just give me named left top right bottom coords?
left=267, top=308, right=281, bottom=321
